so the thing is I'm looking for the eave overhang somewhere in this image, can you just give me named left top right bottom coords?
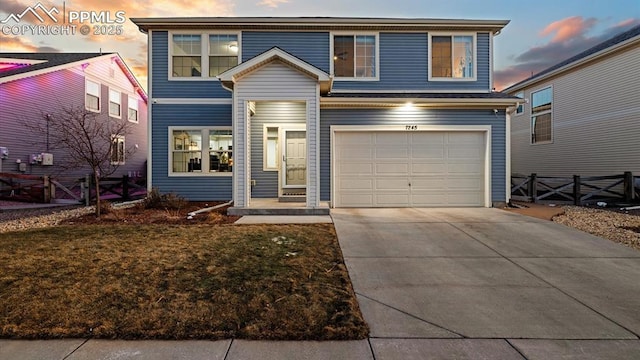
left=131, top=17, right=509, bottom=35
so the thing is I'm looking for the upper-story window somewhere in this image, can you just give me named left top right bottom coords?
left=515, top=92, right=524, bottom=115
left=170, top=32, right=240, bottom=79
left=109, top=89, right=121, bottom=118
left=128, top=95, right=138, bottom=123
left=85, top=80, right=100, bottom=112
left=209, top=34, right=239, bottom=77
left=428, top=33, right=476, bottom=81
left=332, top=33, right=378, bottom=80
left=531, top=87, right=553, bottom=144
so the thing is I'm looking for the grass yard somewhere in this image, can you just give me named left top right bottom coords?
left=0, top=223, right=368, bottom=340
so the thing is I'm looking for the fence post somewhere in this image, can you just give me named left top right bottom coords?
left=42, top=176, right=51, bottom=203
left=122, top=175, right=130, bottom=200
left=624, top=172, right=634, bottom=202
left=529, top=173, right=537, bottom=203
left=573, top=175, right=581, bottom=206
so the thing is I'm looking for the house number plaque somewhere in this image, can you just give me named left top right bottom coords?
left=405, top=125, right=418, bottom=131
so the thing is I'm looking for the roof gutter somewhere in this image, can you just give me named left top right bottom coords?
left=321, top=97, right=519, bottom=108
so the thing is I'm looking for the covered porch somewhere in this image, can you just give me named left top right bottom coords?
left=218, top=47, right=331, bottom=215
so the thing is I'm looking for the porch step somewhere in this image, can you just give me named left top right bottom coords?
left=278, top=196, right=306, bottom=203
left=228, top=207, right=330, bottom=216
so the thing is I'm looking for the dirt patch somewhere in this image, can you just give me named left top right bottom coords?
left=503, top=202, right=565, bottom=221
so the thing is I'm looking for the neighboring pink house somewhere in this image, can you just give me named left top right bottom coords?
left=0, top=53, right=148, bottom=185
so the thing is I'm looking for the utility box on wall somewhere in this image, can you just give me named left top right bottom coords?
left=41, top=153, right=53, bottom=165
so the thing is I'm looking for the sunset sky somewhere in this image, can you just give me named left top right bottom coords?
left=1, top=0, right=639, bottom=91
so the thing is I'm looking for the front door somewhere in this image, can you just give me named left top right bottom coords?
left=282, top=130, right=306, bottom=188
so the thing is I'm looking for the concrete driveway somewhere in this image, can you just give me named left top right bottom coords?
left=332, top=208, right=640, bottom=359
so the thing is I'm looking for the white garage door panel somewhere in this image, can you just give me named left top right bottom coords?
left=340, top=178, right=374, bottom=190
left=376, top=178, right=409, bottom=190
left=335, top=130, right=486, bottom=207
left=339, top=162, right=373, bottom=175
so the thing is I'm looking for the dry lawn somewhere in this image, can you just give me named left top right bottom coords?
left=0, top=223, right=368, bottom=340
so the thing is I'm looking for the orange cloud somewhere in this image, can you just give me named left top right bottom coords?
left=0, top=36, right=60, bottom=52
left=257, top=0, right=290, bottom=8
left=540, top=16, right=597, bottom=43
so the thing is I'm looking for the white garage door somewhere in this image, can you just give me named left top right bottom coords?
left=334, top=131, right=486, bottom=207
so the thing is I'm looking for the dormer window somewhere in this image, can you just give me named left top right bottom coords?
left=332, top=33, right=378, bottom=80
left=428, top=33, right=476, bottom=81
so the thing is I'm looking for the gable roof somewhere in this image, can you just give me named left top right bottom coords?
left=0, top=52, right=147, bottom=102
left=217, top=47, right=332, bottom=94
left=504, top=24, right=640, bottom=93
left=0, top=53, right=106, bottom=78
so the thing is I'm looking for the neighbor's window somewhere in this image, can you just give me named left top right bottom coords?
left=85, top=80, right=100, bottom=112
left=531, top=87, right=553, bottom=144
left=209, top=34, right=239, bottom=76
left=170, top=128, right=232, bottom=175
left=333, top=34, right=377, bottom=79
left=109, top=89, right=121, bottom=118
left=110, top=136, right=125, bottom=165
left=172, top=34, right=202, bottom=77
left=430, top=34, right=475, bottom=80
left=515, top=92, right=524, bottom=115
left=264, top=126, right=279, bottom=170
left=128, top=95, right=138, bottom=123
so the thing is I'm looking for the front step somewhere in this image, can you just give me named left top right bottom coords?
left=228, top=206, right=330, bottom=216
left=278, top=196, right=306, bottom=203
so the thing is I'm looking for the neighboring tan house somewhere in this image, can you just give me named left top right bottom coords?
left=0, top=53, right=148, bottom=184
left=504, top=25, right=640, bottom=178
left=131, top=17, right=519, bottom=213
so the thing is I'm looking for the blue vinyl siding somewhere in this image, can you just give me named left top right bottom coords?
left=249, top=102, right=306, bottom=198
left=242, top=32, right=330, bottom=73
left=151, top=104, right=232, bottom=200
left=319, top=109, right=506, bottom=203
left=151, top=31, right=231, bottom=99
left=332, top=32, right=491, bottom=91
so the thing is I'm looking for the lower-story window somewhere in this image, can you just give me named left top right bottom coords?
left=110, top=135, right=125, bottom=165
left=170, top=127, right=232, bottom=175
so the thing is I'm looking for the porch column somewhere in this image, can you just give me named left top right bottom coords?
left=306, top=94, right=320, bottom=208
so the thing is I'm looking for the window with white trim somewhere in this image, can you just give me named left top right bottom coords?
left=110, top=136, right=125, bottom=165
left=109, top=89, right=121, bottom=118
left=172, top=34, right=202, bottom=77
left=531, top=87, right=552, bottom=144
left=429, top=34, right=475, bottom=80
left=515, top=92, right=524, bottom=115
left=209, top=34, right=239, bottom=76
left=85, top=80, right=100, bottom=112
left=170, top=32, right=240, bottom=79
left=264, top=126, right=279, bottom=171
left=170, top=127, right=232, bottom=175
left=128, top=95, right=138, bottom=123
left=333, top=34, right=377, bottom=79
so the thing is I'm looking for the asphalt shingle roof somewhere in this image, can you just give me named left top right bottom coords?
left=0, top=53, right=110, bottom=79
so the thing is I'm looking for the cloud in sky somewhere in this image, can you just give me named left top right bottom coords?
left=0, top=36, right=61, bottom=52
left=495, top=16, right=640, bottom=91
left=257, top=0, right=289, bottom=8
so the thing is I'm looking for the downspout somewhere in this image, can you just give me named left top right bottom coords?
left=187, top=200, right=234, bottom=219
left=505, top=105, right=517, bottom=206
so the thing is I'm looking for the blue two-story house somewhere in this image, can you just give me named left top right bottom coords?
left=131, top=17, right=518, bottom=213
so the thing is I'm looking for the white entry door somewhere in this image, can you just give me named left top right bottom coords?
left=282, top=130, right=306, bottom=188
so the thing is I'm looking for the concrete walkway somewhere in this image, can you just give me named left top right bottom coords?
left=2, top=208, right=640, bottom=359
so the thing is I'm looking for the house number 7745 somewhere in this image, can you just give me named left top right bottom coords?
left=405, top=125, right=418, bottom=131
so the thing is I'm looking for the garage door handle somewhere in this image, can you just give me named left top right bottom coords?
left=408, top=182, right=411, bottom=187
